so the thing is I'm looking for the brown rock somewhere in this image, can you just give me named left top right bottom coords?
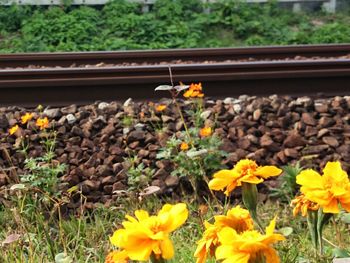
left=314, top=102, right=328, bottom=113
left=112, top=182, right=126, bottom=192
left=319, top=117, right=335, bottom=128
left=260, top=134, right=279, bottom=152
left=317, top=128, right=329, bottom=138
left=237, top=138, right=251, bottom=150
left=253, top=109, right=261, bottom=121
left=283, top=132, right=306, bottom=148
left=0, top=173, right=8, bottom=186
left=322, top=136, right=339, bottom=147
left=284, top=148, right=299, bottom=158
left=303, top=145, right=329, bottom=155
left=219, top=139, right=236, bottom=153
left=301, top=113, right=316, bottom=126
left=276, top=151, right=287, bottom=163
left=81, top=180, right=101, bottom=192
left=165, top=175, right=179, bottom=187
left=127, top=130, right=145, bottom=143
left=305, top=126, right=318, bottom=137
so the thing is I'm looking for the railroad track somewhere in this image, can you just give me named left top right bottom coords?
left=1, top=44, right=350, bottom=107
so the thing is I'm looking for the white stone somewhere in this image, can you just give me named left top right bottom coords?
left=123, top=98, right=133, bottom=107
left=98, top=102, right=110, bottom=110
left=66, top=114, right=77, bottom=124
left=200, top=110, right=212, bottom=120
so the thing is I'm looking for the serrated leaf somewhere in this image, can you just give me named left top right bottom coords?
left=278, top=227, right=293, bottom=236
left=10, top=184, right=26, bottom=190
left=155, top=85, right=173, bottom=91
left=332, top=248, right=350, bottom=258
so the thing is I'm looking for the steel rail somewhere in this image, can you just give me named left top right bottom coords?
left=1, top=45, right=350, bottom=106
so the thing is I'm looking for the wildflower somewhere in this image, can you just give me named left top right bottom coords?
left=296, top=161, right=350, bottom=213
left=214, top=205, right=254, bottom=233
left=291, top=194, right=320, bottom=217
left=105, top=250, right=128, bottom=263
left=183, top=83, right=204, bottom=98
left=36, top=117, right=49, bottom=130
left=9, top=125, right=19, bottom=135
left=155, top=104, right=166, bottom=112
left=21, top=113, right=33, bottom=124
left=194, top=206, right=253, bottom=263
left=199, top=127, right=212, bottom=138
left=208, top=159, right=282, bottom=196
left=180, top=142, right=189, bottom=151
left=109, top=203, right=188, bottom=261
left=215, top=217, right=285, bottom=263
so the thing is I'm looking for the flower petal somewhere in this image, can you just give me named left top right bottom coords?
left=160, top=237, right=174, bottom=259
left=254, top=166, right=282, bottom=179
left=296, top=169, right=323, bottom=189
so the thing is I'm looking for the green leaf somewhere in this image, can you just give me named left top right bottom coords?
left=278, top=227, right=293, bottom=237
left=332, top=248, right=350, bottom=258
left=341, top=213, right=350, bottom=224
left=55, top=253, right=73, bottom=263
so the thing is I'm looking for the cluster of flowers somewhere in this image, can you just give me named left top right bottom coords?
left=9, top=111, right=49, bottom=135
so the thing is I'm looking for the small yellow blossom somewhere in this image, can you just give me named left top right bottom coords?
left=109, top=203, right=188, bottom=261
left=183, top=83, right=204, bottom=98
left=194, top=206, right=253, bottom=263
left=291, top=194, right=320, bottom=217
left=105, top=250, right=128, bottom=263
left=9, top=125, right=19, bottom=135
left=36, top=117, right=49, bottom=130
left=209, top=159, right=282, bottom=196
left=296, top=161, right=350, bottom=213
left=215, top=217, right=285, bottom=263
left=199, top=127, right=212, bottom=137
left=180, top=142, right=189, bottom=151
left=155, top=104, right=167, bottom=112
left=21, top=113, right=33, bottom=124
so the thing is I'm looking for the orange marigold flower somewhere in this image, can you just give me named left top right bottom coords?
left=296, top=161, right=350, bottom=213
left=21, top=112, right=33, bottom=124
left=109, top=203, right=188, bottom=261
left=209, top=159, right=282, bottom=196
left=183, top=83, right=204, bottom=98
left=105, top=250, right=128, bottom=263
left=215, top=217, right=285, bottom=263
left=291, top=194, right=320, bottom=217
left=9, top=125, right=19, bottom=135
left=180, top=142, right=189, bottom=151
left=36, top=117, right=49, bottom=130
left=199, top=127, right=212, bottom=137
left=155, top=104, right=166, bottom=112
left=194, top=206, right=254, bottom=263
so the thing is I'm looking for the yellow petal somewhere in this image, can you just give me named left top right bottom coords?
left=322, top=198, right=340, bottom=214
left=254, top=166, right=282, bottom=179
left=126, top=239, right=154, bottom=261
left=296, top=169, right=323, bottom=189
left=240, top=175, right=264, bottom=184
left=265, top=216, right=277, bottom=235
left=158, top=203, right=188, bottom=233
left=323, top=161, right=348, bottom=182
left=135, top=210, right=149, bottom=221
left=217, top=227, right=238, bottom=245
left=160, top=237, right=174, bottom=259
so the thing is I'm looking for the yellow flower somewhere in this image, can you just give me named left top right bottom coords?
left=105, top=250, right=128, bottom=263
left=296, top=161, right=350, bottom=213
left=209, top=159, right=282, bottom=196
left=216, top=217, right=285, bottom=263
left=21, top=113, right=33, bottom=124
left=110, top=203, right=188, bottom=261
left=194, top=221, right=221, bottom=263
left=183, top=83, right=204, bottom=98
left=199, top=127, right=212, bottom=137
left=214, top=205, right=254, bottom=233
left=194, top=206, right=254, bottom=263
left=290, top=194, right=320, bottom=217
left=36, top=117, right=49, bottom=130
left=9, top=125, right=19, bottom=135
left=180, top=142, right=189, bottom=151
left=155, top=104, right=166, bottom=112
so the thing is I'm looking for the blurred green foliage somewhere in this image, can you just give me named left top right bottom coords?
left=1, top=0, right=350, bottom=52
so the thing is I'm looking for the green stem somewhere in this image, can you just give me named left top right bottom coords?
left=173, top=98, right=192, bottom=145
left=316, top=209, right=332, bottom=255
left=307, top=210, right=318, bottom=251
left=242, top=183, right=263, bottom=232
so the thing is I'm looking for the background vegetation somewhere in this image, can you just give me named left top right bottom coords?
left=1, top=0, right=350, bottom=53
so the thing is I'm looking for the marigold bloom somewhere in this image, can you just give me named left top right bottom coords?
left=105, top=250, right=128, bottom=263
left=296, top=161, right=350, bottom=213
left=9, top=125, right=19, bottom=135
left=291, top=194, right=320, bottom=217
left=183, top=83, right=204, bottom=98
left=180, top=142, right=189, bottom=151
left=209, top=159, right=282, bottom=196
left=216, top=217, right=285, bottom=263
left=199, top=127, right=212, bottom=137
left=36, top=117, right=49, bottom=130
left=21, top=113, right=33, bottom=124
left=109, top=203, right=188, bottom=261
left=155, top=104, right=166, bottom=112
left=194, top=206, right=253, bottom=263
